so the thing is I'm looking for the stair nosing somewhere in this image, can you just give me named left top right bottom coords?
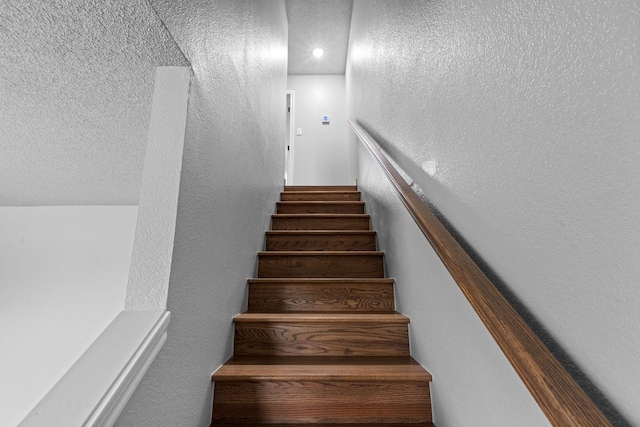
left=258, top=250, right=384, bottom=256
left=284, top=186, right=358, bottom=189
left=281, top=190, right=361, bottom=194
left=276, top=201, right=365, bottom=204
left=272, top=213, right=370, bottom=217
left=212, top=357, right=431, bottom=382
left=211, top=424, right=433, bottom=427
left=247, top=278, right=395, bottom=283
left=265, top=230, right=376, bottom=234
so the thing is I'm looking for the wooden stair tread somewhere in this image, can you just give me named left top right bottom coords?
left=213, top=356, right=432, bottom=382
left=233, top=312, right=409, bottom=323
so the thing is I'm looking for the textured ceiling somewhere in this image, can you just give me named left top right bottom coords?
left=286, top=0, right=353, bottom=75
left=0, top=0, right=188, bottom=206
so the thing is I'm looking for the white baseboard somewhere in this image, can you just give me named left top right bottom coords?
left=19, top=310, right=170, bottom=427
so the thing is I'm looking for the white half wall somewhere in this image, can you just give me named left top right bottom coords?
left=0, top=206, right=138, bottom=427
left=287, top=75, right=355, bottom=185
left=10, top=65, right=191, bottom=427
left=18, top=310, right=169, bottom=427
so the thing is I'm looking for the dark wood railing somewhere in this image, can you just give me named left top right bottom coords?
left=349, top=118, right=611, bottom=426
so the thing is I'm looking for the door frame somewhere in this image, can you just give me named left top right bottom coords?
left=285, top=90, right=295, bottom=185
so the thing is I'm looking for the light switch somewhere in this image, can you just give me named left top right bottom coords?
left=296, top=128, right=302, bottom=136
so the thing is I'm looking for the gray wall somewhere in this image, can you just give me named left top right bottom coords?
left=288, top=75, right=356, bottom=185
left=347, top=0, right=639, bottom=425
left=115, top=1, right=288, bottom=426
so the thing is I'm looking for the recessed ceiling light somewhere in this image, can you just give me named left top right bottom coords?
left=312, top=48, right=324, bottom=58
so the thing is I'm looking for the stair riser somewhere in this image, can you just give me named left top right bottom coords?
left=284, top=185, right=358, bottom=192
left=271, top=216, right=370, bottom=230
left=212, top=380, right=431, bottom=424
left=210, top=424, right=434, bottom=427
left=281, top=192, right=361, bottom=201
left=266, top=233, right=377, bottom=251
left=258, top=254, right=384, bottom=278
left=247, top=282, right=395, bottom=312
left=276, top=202, right=365, bottom=214
left=234, top=322, right=409, bottom=357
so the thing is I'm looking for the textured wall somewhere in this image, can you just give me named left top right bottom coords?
left=0, top=206, right=138, bottom=426
left=348, top=0, right=639, bottom=425
left=125, top=67, right=191, bottom=311
left=115, top=1, right=288, bottom=425
left=287, top=75, right=355, bottom=185
left=356, top=148, right=550, bottom=427
left=0, top=0, right=188, bottom=205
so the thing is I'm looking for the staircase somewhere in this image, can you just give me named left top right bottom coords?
left=211, top=185, right=433, bottom=426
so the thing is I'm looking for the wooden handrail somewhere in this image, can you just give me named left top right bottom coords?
left=349, top=119, right=611, bottom=426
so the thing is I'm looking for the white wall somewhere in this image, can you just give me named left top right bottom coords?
left=115, top=2, right=288, bottom=426
left=347, top=0, right=639, bottom=425
left=288, top=75, right=355, bottom=185
left=0, top=206, right=138, bottom=427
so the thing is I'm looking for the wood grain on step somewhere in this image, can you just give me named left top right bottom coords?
left=276, top=201, right=365, bottom=214
left=280, top=191, right=361, bottom=201
left=265, top=230, right=377, bottom=251
left=284, top=185, right=358, bottom=192
left=233, top=322, right=409, bottom=357
left=233, top=312, right=409, bottom=323
left=257, top=251, right=384, bottom=278
left=212, top=356, right=431, bottom=381
left=247, top=278, right=394, bottom=312
left=211, top=423, right=434, bottom=427
left=271, top=214, right=371, bottom=230
left=212, top=184, right=434, bottom=425
left=212, top=380, right=430, bottom=424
